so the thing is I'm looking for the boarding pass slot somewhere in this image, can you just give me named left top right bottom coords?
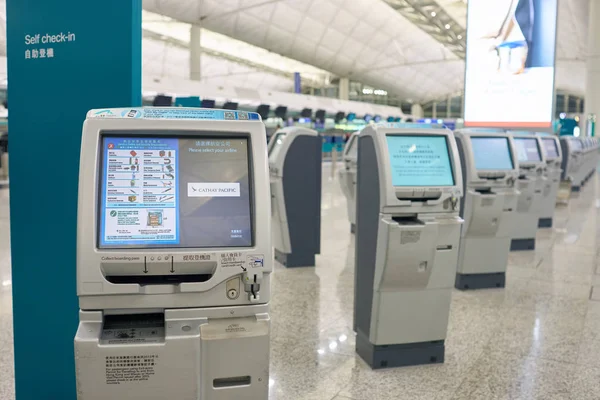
left=214, top=376, right=252, bottom=388
left=436, top=245, right=452, bottom=251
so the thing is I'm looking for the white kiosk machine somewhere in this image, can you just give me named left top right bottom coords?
left=338, top=131, right=359, bottom=233
left=560, top=136, right=583, bottom=192
left=509, top=133, right=546, bottom=251
left=354, top=124, right=463, bottom=369
left=75, top=108, right=272, bottom=400
left=268, top=126, right=321, bottom=267
left=454, top=131, right=519, bottom=290
left=538, top=135, right=562, bottom=228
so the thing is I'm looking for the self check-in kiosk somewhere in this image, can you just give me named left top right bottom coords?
left=268, top=127, right=321, bottom=267
left=338, top=131, right=359, bottom=233
left=508, top=133, right=546, bottom=251
left=538, top=135, right=562, bottom=228
left=75, top=108, right=272, bottom=400
left=354, top=124, right=463, bottom=369
left=454, top=131, right=519, bottom=290
left=560, top=137, right=583, bottom=192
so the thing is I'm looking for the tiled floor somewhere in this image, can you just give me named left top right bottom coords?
left=2, top=164, right=600, bottom=399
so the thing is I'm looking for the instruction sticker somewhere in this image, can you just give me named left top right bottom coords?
left=221, top=252, right=244, bottom=268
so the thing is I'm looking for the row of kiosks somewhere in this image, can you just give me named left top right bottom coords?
left=354, top=125, right=463, bottom=368
left=560, top=136, right=599, bottom=193
left=75, top=108, right=272, bottom=399
left=580, top=138, right=599, bottom=186
left=339, top=131, right=359, bottom=233
left=268, top=126, right=322, bottom=267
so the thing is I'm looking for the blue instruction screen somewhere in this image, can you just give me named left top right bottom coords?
left=471, top=137, right=514, bottom=170
left=386, top=135, right=454, bottom=187
left=99, top=135, right=252, bottom=248
left=514, top=137, right=541, bottom=162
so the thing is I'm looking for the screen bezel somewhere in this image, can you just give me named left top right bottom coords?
left=470, top=136, right=515, bottom=170
left=268, top=132, right=286, bottom=155
left=385, top=133, right=456, bottom=187
left=345, top=134, right=358, bottom=158
left=97, top=130, right=255, bottom=250
left=542, top=138, right=560, bottom=160
left=514, top=137, right=542, bottom=162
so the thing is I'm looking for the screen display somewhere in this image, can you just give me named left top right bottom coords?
left=268, top=132, right=287, bottom=163
left=386, top=135, right=454, bottom=187
left=542, top=138, right=559, bottom=159
left=463, top=0, right=558, bottom=128
left=99, top=135, right=252, bottom=248
left=514, top=137, right=541, bottom=162
left=471, top=137, right=514, bottom=170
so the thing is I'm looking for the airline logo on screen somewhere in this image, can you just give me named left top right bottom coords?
left=188, top=182, right=241, bottom=197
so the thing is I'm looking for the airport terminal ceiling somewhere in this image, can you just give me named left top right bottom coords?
left=143, top=0, right=589, bottom=102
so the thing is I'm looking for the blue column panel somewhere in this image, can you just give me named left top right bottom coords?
left=6, top=1, right=141, bottom=398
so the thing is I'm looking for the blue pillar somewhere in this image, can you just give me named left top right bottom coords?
left=6, top=1, right=142, bottom=398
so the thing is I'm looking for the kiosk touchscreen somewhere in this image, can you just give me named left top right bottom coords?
left=454, top=131, right=519, bottom=290
left=508, top=133, right=546, bottom=251
left=354, top=124, right=463, bottom=369
left=75, top=108, right=272, bottom=400
left=538, top=135, right=562, bottom=228
left=268, top=126, right=321, bottom=267
left=338, top=131, right=359, bottom=233
left=560, top=137, right=583, bottom=192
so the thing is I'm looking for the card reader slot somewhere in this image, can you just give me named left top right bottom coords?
left=213, top=376, right=252, bottom=388
left=436, top=245, right=453, bottom=251
left=106, top=274, right=212, bottom=285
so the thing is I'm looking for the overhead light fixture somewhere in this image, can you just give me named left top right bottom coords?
left=445, top=24, right=451, bottom=29
left=457, top=34, right=463, bottom=39
left=431, top=11, right=437, bottom=17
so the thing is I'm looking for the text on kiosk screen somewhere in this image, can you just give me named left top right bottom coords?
left=470, top=137, right=514, bottom=170
left=543, top=138, right=559, bottom=159
left=386, top=135, right=454, bottom=187
left=98, top=136, right=252, bottom=248
left=514, top=138, right=541, bottom=162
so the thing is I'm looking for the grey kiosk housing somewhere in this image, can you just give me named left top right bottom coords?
left=538, top=135, right=562, bottom=228
left=508, top=133, right=546, bottom=252
left=354, top=124, right=463, bottom=369
left=269, top=127, right=322, bottom=267
left=454, top=131, right=519, bottom=290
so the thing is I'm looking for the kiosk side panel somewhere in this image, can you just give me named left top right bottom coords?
left=354, top=135, right=380, bottom=336
left=282, top=135, right=322, bottom=257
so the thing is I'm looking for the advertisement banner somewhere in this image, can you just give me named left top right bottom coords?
left=464, top=0, right=558, bottom=128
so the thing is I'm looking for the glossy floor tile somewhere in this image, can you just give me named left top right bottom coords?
left=2, top=164, right=600, bottom=399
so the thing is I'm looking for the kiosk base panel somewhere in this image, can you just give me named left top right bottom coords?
left=510, top=238, right=536, bottom=251
left=455, top=272, right=506, bottom=290
left=356, top=330, right=444, bottom=369
left=275, top=248, right=316, bottom=268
